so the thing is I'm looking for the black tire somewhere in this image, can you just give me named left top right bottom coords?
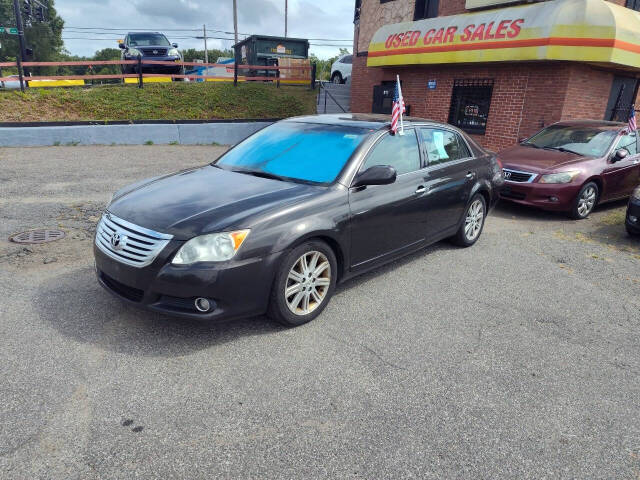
left=627, top=224, right=639, bottom=236
left=267, top=240, right=337, bottom=327
left=570, top=182, right=598, bottom=219
left=331, top=72, right=343, bottom=84
left=452, top=194, right=487, bottom=247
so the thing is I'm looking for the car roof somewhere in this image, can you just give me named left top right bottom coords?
left=127, top=32, right=166, bottom=35
left=551, top=119, right=626, bottom=130
left=285, top=114, right=457, bottom=131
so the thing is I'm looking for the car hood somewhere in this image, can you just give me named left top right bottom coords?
left=108, top=165, right=319, bottom=239
left=497, top=144, right=592, bottom=172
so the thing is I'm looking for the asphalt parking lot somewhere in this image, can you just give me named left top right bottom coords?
left=1, top=145, right=639, bottom=479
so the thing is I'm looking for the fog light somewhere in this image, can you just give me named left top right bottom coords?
left=549, top=196, right=559, bottom=203
left=194, top=297, right=211, bottom=312
left=630, top=215, right=638, bottom=224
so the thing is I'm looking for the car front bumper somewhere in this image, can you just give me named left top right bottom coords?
left=124, top=57, right=183, bottom=74
left=626, top=197, right=640, bottom=234
left=94, top=241, right=281, bottom=321
left=500, top=180, right=582, bottom=212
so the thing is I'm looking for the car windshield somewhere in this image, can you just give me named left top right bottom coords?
left=129, top=34, right=171, bottom=46
left=523, top=125, right=618, bottom=157
left=215, top=122, right=370, bottom=184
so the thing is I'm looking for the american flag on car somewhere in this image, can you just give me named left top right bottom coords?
left=391, top=75, right=406, bottom=135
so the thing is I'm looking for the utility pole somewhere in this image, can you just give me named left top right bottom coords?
left=203, top=25, right=208, bottom=64
left=285, top=0, right=288, bottom=37
left=233, top=0, right=238, bottom=46
left=12, top=0, right=27, bottom=92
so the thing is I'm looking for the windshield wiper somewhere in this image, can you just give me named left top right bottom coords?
left=545, top=146, right=582, bottom=155
left=231, top=168, right=287, bottom=182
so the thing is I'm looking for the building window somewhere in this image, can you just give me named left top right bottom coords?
left=626, top=0, right=640, bottom=11
left=414, top=0, right=439, bottom=20
left=448, top=79, right=494, bottom=135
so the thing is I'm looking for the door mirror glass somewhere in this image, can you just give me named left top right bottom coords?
left=172, top=43, right=179, bottom=48
left=353, top=165, right=397, bottom=188
left=613, top=148, right=628, bottom=162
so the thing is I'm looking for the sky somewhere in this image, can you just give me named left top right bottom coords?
left=56, top=0, right=355, bottom=59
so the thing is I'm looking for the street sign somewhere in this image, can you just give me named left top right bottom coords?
left=7, top=28, right=19, bottom=35
left=0, top=27, right=5, bottom=34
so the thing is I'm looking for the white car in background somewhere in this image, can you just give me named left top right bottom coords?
left=330, top=54, right=352, bottom=84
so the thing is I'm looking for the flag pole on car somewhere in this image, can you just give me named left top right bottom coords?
left=391, top=75, right=406, bottom=136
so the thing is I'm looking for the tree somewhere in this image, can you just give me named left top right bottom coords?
left=181, top=48, right=234, bottom=63
left=0, top=0, right=64, bottom=65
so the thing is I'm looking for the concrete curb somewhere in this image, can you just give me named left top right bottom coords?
left=0, top=121, right=275, bottom=147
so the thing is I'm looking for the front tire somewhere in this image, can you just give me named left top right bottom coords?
left=452, top=194, right=486, bottom=247
left=331, top=72, right=343, bottom=84
left=267, top=240, right=337, bottom=327
left=570, top=182, right=598, bottom=219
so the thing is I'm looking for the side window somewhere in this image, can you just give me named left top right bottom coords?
left=615, top=131, right=637, bottom=155
left=420, top=128, right=471, bottom=166
left=342, top=55, right=353, bottom=65
left=360, top=131, right=421, bottom=176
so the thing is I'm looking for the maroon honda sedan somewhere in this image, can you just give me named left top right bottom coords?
left=497, top=121, right=640, bottom=218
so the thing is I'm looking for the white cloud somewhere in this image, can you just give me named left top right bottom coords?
left=57, top=0, right=354, bottom=59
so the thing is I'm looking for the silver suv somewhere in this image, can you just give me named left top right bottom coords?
left=330, top=54, right=352, bottom=84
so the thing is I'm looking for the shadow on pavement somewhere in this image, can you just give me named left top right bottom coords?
left=36, top=266, right=283, bottom=358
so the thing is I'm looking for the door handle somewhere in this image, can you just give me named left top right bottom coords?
left=415, top=186, right=426, bottom=194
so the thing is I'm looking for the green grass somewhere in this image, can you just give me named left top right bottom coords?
left=0, top=82, right=317, bottom=122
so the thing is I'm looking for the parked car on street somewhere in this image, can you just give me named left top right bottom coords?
left=0, top=75, right=23, bottom=89
left=119, top=32, right=184, bottom=77
left=626, top=185, right=640, bottom=236
left=94, top=114, right=503, bottom=327
left=498, top=121, right=640, bottom=219
left=330, top=54, right=352, bottom=84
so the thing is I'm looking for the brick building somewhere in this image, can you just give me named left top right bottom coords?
left=351, top=0, right=640, bottom=151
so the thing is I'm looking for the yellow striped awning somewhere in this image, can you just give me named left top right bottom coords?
left=367, top=0, right=640, bottom=69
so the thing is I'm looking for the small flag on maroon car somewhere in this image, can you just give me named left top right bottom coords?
left=629, top=105, right=637, bottom=133
left=391, top=75, right=406, bottom=135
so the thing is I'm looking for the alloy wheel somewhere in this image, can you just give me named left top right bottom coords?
left=577, top=186, right=597, bottom=217
left=285, top=251, right=331, bottom=316
left=465, top=199, right=484, bottom=242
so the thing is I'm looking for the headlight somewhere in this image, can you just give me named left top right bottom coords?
left=168, top=48, right=180, bottom=57
left=126, top=48, right=142, bottom=57
left=633, top=186, right=640, bottom=200
left=172, top=230, right=250, bottom=265
left=539, top=171, right=580, bottom=184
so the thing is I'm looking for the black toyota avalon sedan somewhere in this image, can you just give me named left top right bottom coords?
left=95, top=114, right=504, bottom=327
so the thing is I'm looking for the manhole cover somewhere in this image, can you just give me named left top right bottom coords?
left=9, top=229, right=66, bottom=244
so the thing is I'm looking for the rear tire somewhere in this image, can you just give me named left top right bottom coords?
left=267, top=240, right=337, bottom=327
left=452, top=194, right=486, bottom=247
left=570, top=182, right=598, bottom=219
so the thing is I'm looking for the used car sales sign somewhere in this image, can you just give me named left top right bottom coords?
left=366, top=0, right=640, bottom=69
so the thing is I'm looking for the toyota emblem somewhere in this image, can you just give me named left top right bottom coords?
left=153, top=50, right=158, bottom=55
left=110, top=231, right=127, bottom=250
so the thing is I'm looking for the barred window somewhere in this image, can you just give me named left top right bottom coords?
left=448, top=79, right=494, bottom=135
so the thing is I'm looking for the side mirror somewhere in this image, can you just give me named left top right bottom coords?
left=172, top=43, right=179, bottom=48
left=352, top=165, right=397, bottom=188
left=612, top=148, right=628, bottom=162
left=119, top=43, right=126, bottom=49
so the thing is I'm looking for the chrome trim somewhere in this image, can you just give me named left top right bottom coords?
left=95, top=212, right=173, bottom=268
left=502, top=168, right=538, bottom=183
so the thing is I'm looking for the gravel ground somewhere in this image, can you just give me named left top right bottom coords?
left=0, top=145, right=639, bottom=479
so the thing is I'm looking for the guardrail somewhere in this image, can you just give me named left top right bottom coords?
left=0, top=59, right=316, bottom=90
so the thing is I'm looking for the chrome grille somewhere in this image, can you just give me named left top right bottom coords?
left=503, top=168, right=537, bottom=183
left=141, top=48, right=167, bottom=56
left=95, top=213, right=173, bottom=268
